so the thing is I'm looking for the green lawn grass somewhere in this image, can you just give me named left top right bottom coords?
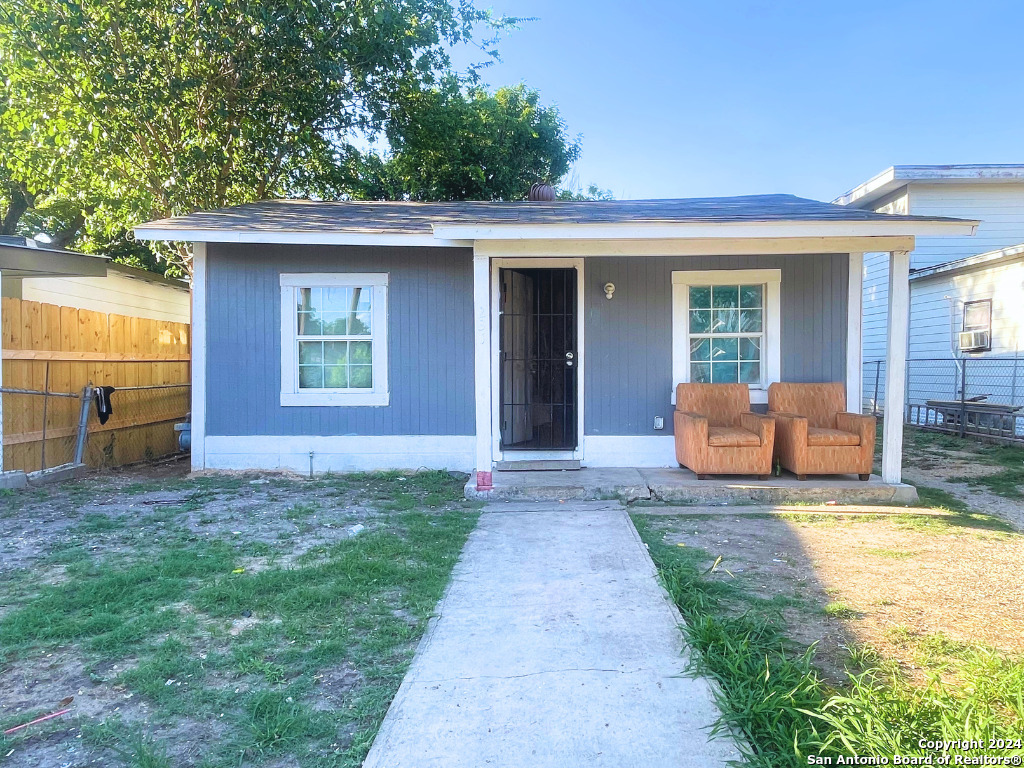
left=0, top=470, right=479, bottom=768
left=632, top=514, right=1024, bottom=767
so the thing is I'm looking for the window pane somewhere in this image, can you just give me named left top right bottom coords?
left=350, top=311, right=372, bottom=335
left=352, top=286, right=371, bottom=313
left=712, top=309, right=738, bottom=333
left=324, top=341, right=348, bottom=365
left=739, top=337, right=761, bottom=361
left=297, top=312, right=322, bottom=335
left=321, top=287, right=351, bottom=313
left=740, top=285, right=762, bottom=308
left=691, top=362, right=711, bottom=383
left=739, top=361, right=761, bottom=384
left=324, top=365, right=348, bottom=388
left=689, top=337, right=710, bottom=362
left=320, top=313, right=348, bottom=335
left=711, top=337, right=738, bottom=361
left=712, top=285, right=739, bottom=309
left=712, top=362, right=738, bottom=383
left=349, top=365, right=373, bottom=389
left=350, top=341, right=372, bottom=364
left=297, top=287, right=317, bottom=313
left=298, top=365, right=323, bottom=389
left=739, top=309, right=762, bottom=333
left=689, top=309, right=711, bottom=334
left=689, top=286, right=711, bottom=309
left=298, top=341, right=323, bottom=364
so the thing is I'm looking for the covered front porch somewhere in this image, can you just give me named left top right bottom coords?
left=448, top=207, right=978, bottom=499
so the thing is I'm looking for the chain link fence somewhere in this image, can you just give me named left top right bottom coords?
left=2, top=360, right=190, bottom=473
left=863, top=357, right=1024, bottom=443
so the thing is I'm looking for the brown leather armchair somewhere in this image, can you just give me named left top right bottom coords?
left=673, top=383, right=775, bottom=479
left=767, top=382, right=876, bottom=480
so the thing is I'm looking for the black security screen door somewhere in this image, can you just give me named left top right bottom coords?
left=499, top=268, right=578, bottom=451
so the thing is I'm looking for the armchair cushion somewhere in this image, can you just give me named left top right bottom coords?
left=675, top=383, right=750, bottom=426
left=768, top=382, right=846, bottom=428
left=807, top=427, right=860, bottom=447
left=708, top=426, right=761, bottom=447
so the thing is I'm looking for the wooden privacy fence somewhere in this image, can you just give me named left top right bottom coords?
left=1, top=297, right=191, bottom=472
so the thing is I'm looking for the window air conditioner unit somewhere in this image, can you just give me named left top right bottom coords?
left=959, top=330, right=990, bottom=352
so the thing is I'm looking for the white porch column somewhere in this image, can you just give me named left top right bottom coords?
left=882, top=249, right=910, bottom=484
left=190, top=243, right=207, bottom=472
left=846, top=252, right=864, bottom=413
left=472, top=253, right=493, bottom=489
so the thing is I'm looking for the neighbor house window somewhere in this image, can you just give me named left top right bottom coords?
left=671, top=269, right=781, bottom=404
left=280, top=273, right=389, bottom=406
left=963, top=299, right=992, bottom=335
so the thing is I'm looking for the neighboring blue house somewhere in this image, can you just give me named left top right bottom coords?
left=135, top=195, right=974, bottom=489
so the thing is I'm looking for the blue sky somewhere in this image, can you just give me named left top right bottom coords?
left=451, top=0, right=1023, bottom=201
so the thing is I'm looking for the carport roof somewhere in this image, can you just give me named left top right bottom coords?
left=0, top=237, right=108, bottom=278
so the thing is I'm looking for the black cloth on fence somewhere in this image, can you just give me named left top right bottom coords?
left=94, top=386, right=116, bottom=425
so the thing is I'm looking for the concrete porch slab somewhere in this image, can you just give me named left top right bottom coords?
left=466, top=467, right=918, bottom=505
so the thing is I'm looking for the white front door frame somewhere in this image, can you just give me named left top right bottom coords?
left=489, top=257, right=585, bottom=464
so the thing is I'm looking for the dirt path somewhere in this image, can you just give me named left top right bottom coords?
left=903, top=467, right=1024, bottom=531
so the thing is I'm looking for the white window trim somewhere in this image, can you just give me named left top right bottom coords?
left=671, top=269, right=782, bottom=405
left=279, top=272, right=390, bottom=407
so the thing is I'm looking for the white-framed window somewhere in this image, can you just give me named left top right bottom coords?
left=671, top=269, right=781, bottom=404
left=279, top=273, right=389, bottom=406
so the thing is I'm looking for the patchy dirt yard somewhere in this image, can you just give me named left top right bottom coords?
left=0, top=460, right=479, bottom=768
left=637, top=510, right=1024, bottom=683
left=892, top=426, right=1024, bottom=531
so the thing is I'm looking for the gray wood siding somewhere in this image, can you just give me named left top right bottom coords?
left=205, top=243, right=475, bottom=436
left=584, top=254, right=849, bottom=436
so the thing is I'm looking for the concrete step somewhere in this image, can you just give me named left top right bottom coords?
left=493, top=459, right=581, bottom=471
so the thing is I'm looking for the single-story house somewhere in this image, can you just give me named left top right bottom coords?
left=134, top=194, right=976, bottom=490
left=0, top=237, right=190, bottom=323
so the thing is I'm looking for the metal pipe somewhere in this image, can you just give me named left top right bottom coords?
left=73, top=385, right=93, bottom=465
left=959, top=360, right=968, bottom=439
left=109, top=384, right=190, bottom=391
left=0, top=386, right=78, bottom=398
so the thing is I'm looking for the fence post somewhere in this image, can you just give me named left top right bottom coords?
left=873, top=360, right=882, bottom=416
left=73, top=385, right=93, bottom=465
left=959, top=358, right=967, bottom=439
left=40, top=361, right=50, bottom=472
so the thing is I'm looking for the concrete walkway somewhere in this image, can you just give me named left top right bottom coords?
left=362, top=501, right=741, bottom=768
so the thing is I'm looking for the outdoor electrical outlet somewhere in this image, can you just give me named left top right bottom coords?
left=654, top=416, right=664, bottom=430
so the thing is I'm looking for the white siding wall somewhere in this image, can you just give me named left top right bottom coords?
left=860, top=192, right=908, bottom=410
left=20, top=269, right=190, bottom=323
left=907, top=258, right=1024, bottom=409
left=861, top=182, right=1024, bottom=411
left=909, top=184, right=1024, bottom=269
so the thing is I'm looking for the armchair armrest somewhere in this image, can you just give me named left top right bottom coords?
left=738, top=411, right=775, bottom=446
left=674, top=410, right=709, bottom=445
left=836, top=412, right=876, bottom=446
left=769, top=411, right=808, bottom=444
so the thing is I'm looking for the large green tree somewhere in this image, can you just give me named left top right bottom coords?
left=0, top=0, right=514, bottom=273
left=353, top=79, right=581, bottom=201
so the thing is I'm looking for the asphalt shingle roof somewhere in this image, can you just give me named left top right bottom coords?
left=137, top=194, right=969, bottom=235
